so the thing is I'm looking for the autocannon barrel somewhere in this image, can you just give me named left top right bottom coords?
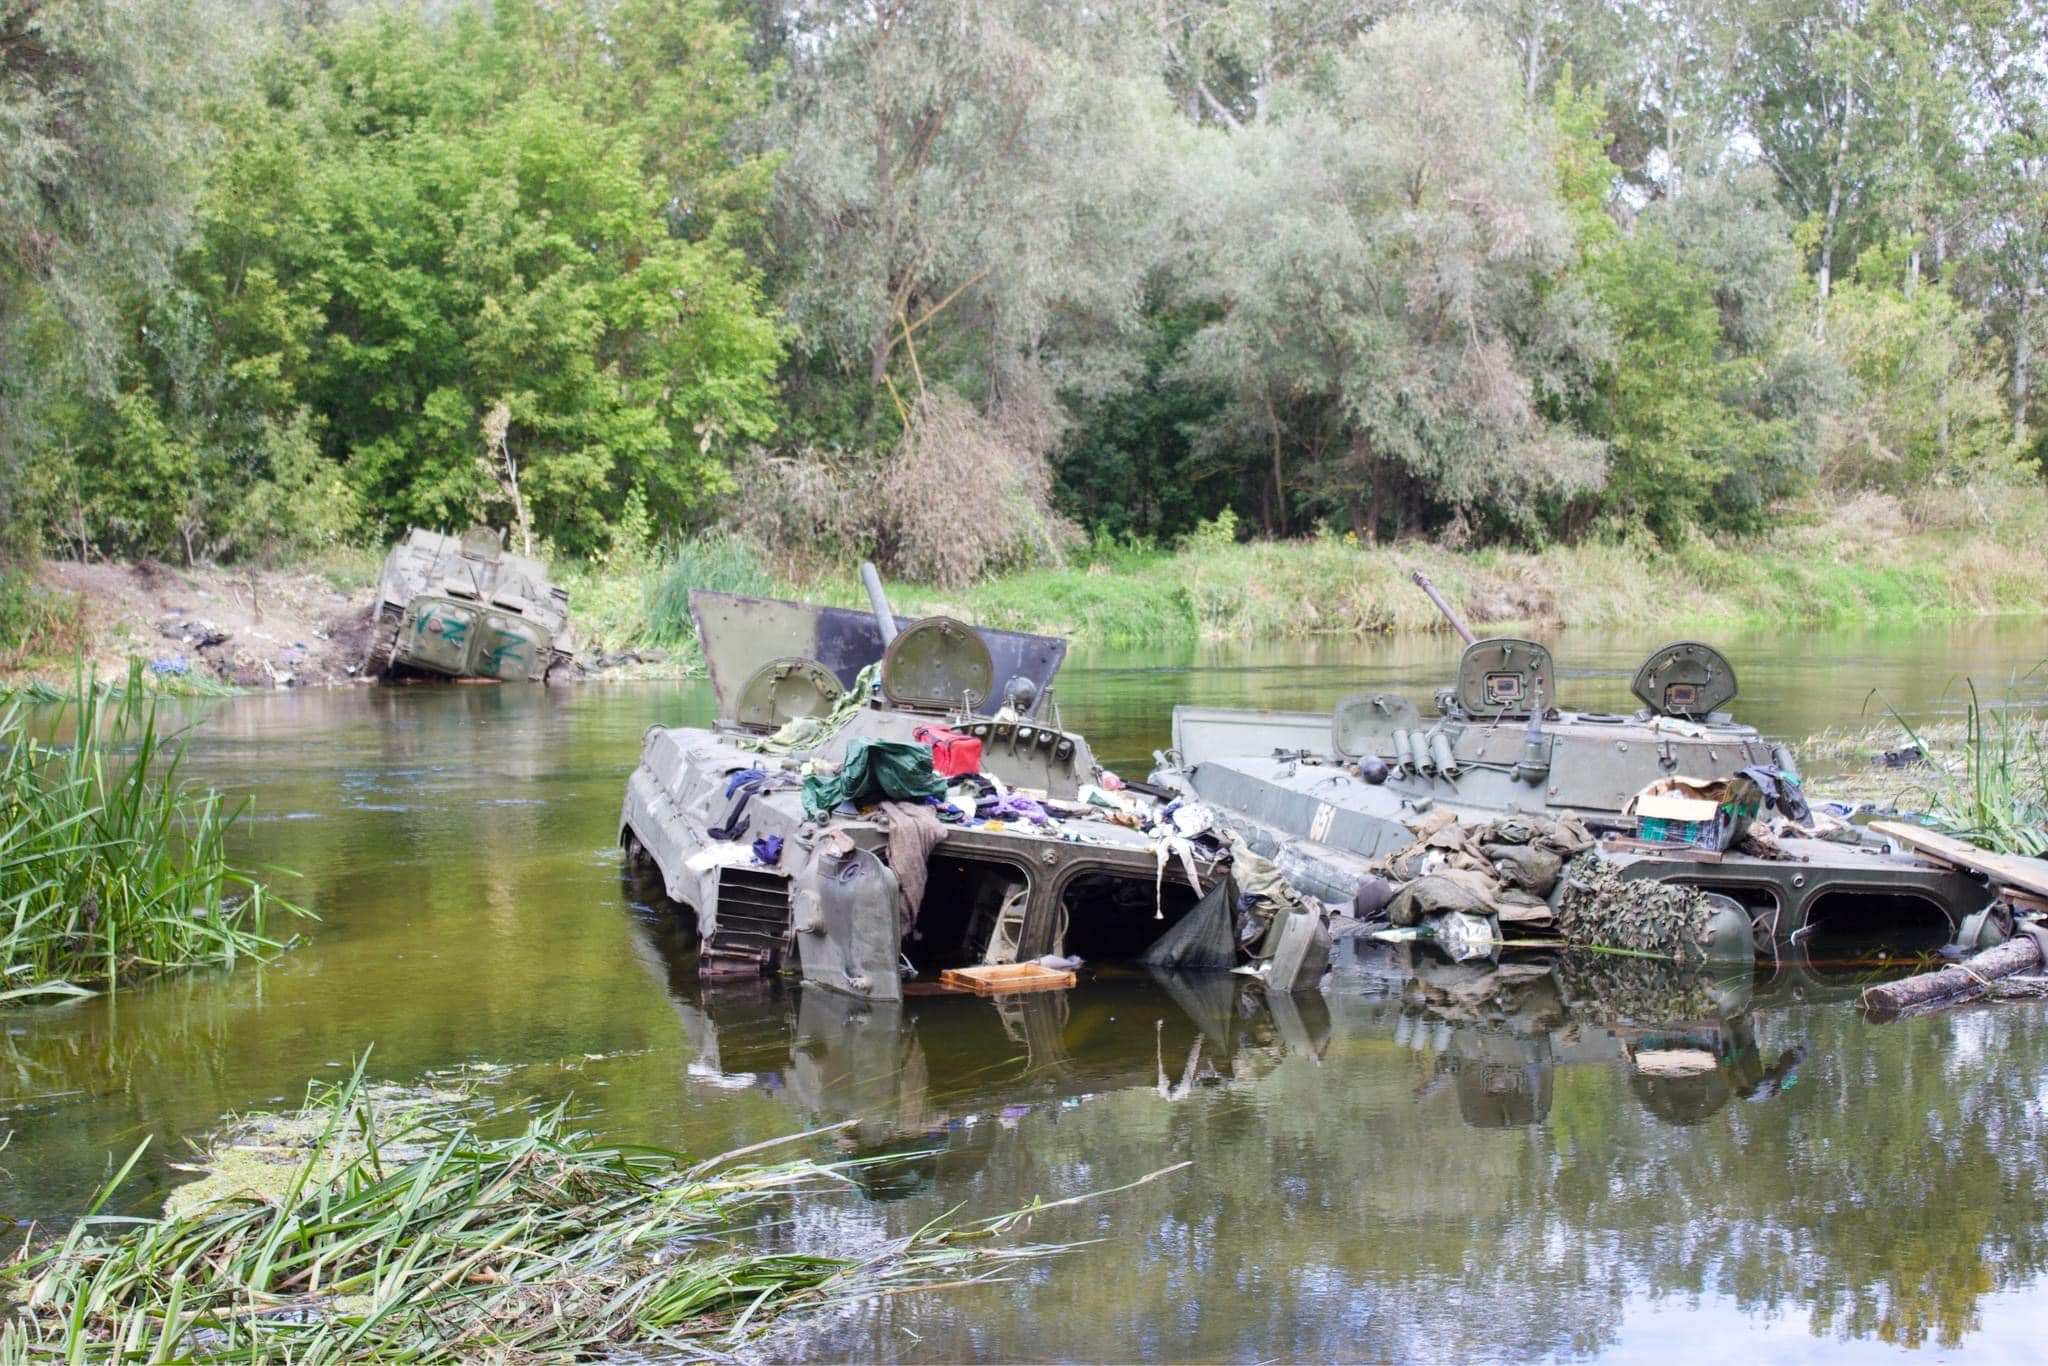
left=1409, top=571, right=1477, bottom=645
left=860, top=561, right=899, bottom=646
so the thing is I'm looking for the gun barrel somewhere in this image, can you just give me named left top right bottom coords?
left=1409, top=571, right=1477, bottom=645
left=860, top=561, right=899, bottom=646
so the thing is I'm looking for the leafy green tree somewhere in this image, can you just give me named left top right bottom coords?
left=1053, top=305, right=1232, bottom=543
left=767, top=0, right=1173, bottom=439
left=51, top=3, right=782, bottom=560
left=1821, top=242, right=2022, bottom=488
left=1175, top=14, right=1609, bottom=543
left=0, top=0, right=227, bottom=552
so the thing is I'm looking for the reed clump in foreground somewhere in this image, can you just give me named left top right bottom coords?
left=2, top=1064, right=1176, bottom=1361
left=1, top=663, right=296, bottom=1005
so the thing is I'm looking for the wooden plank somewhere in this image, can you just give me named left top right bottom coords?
left=1599, top=836, right=1724, bottom=863
left=1867, top=821, right=2048, bottom=899
left=938, top=963, right=1077, bottom=996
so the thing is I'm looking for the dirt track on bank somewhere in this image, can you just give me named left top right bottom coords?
left=32, top=558, right=379, bottom=688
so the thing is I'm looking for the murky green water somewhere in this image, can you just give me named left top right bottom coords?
left=5, top=618, right=2046, bottom=1358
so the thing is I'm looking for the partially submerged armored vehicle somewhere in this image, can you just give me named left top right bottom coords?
left=620, top=568, right=1328, bottom=1001
left=362, top=527, right=574, bottom=682
left=1159, top=575, right=1993, bottom=961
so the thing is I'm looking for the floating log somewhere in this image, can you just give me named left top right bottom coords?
left=1860, top=934, right=2044, bottom=1015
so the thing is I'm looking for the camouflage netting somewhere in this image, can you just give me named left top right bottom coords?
left=1552, top=855, right=1717, bottom=960
left=1550, top=953, right=1737, bottom=1024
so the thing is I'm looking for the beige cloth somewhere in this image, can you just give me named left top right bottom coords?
left=880, top=801, right=947, bottom=934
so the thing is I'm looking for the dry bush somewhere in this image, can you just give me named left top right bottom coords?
left=725, top=445, right=885, bottom=581
left=877, top=390, right=1077, bottom=589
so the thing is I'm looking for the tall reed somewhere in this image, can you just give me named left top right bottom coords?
left=1, top=662, right=296, bottom=1003
left=1881, top=677, right=2048, bottom=856
left=2, top=1061, right=1174, bottom=1360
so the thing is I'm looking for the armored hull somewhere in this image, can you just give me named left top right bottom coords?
left=620, top=572, right=1327, bottom=1003
left=1157, top=631, right=1992, bottom=959
left=362, top=527, right=574, bottom=682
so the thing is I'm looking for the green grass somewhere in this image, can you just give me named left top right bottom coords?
left=875, top=490, right=2048, bottom=646
left=0, top=661, right=300, bottom=1004
left=2, top=1060, right=1178, bottom=1361
left=1881, top=680, right=2048, bottom=856
left=552, top=533, right=777, bottom=665
left=0, top=568, right=84, bottom=671
left=642, top=532, right=778, bottom=650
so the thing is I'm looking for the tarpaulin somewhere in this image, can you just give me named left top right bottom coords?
left=801, top=737, right=948, bottom=819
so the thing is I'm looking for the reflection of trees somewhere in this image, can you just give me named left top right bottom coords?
left=2, top=685, right=720, bottom=1218
left=1583, top=1007, right=2048, bottom=1349
left=780, top=963, right=2048, bottom=1361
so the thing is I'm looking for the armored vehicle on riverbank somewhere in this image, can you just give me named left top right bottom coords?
left=620, top=567, right=1329, bottom=1001
left=1157, top=574, right=1994, bottom=961
left=362, top=527, right=574, bottom=682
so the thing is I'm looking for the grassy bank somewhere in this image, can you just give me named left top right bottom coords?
left=889, top=493, right=2048, bottom=644
left=23, top=488, right=2046, bottom=684
left=609, top=490, right=2048, bottom=652
left=1, top=664, right=297, bottom=1003
left=3, top=1063, right=1168, bottom=1360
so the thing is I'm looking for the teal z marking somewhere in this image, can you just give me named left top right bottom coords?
left=422, top=611, right=470, bottom=650
left=481, top=630, right=528, bottom=677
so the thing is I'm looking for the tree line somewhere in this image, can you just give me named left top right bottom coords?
left=2, top=0, right=2042, bottom=582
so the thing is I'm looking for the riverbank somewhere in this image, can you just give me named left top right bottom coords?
left=883, top=490, right=2048, bottom=644
left=8, top=489, right=2044, bottom=688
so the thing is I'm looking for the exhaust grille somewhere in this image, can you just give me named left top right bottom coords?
left=707, top=867, right=793, bottom=968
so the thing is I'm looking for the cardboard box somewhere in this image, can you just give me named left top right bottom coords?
left=1627, top=776, right=1762, bottom=852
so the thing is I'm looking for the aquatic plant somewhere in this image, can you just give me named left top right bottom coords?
left=1, top=1063, right=1173, bottom=1360
left=1876, top=678, right=2048, bottom=856
left=1921, top=684, right=2048, bottom=856
left=0, top=662, right=295, bottom=1003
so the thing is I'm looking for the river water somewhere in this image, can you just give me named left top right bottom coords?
left=5, top=618, right=2047, bottom=1359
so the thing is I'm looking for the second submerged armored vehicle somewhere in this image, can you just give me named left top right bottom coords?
left=361, top=526, right=574, bottom=682
left=1158, top=573, right=1994, bottom=961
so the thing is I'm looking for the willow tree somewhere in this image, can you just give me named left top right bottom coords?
left=0, top=0, right=224, bottom=550
left=1175, top=14, right=1609, bottom=543
left=768, top=0, right=1176, bottom=442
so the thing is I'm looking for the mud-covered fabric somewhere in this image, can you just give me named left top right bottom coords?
left=1387, top=873, right=1497, bottom=927
left=1481, top=841, right=1562, bottom=893
left=801, top=737, right=948, bottom=819
left=1487, top=812, right=1594, bottom=857
left=880, top=801, right=947, bottom=934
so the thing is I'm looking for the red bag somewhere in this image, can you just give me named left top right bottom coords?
left=914, top=724, right=983, bottom=779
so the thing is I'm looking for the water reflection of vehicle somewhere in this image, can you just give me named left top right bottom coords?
left=1344, top=938, right=1812, bottom=1129
left=623, top=899, right=1327, bottom=1191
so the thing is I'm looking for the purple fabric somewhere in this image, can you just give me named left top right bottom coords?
left=977, top=795, right=1051, bottom=826
left=752, top=835, right=784, bottom=865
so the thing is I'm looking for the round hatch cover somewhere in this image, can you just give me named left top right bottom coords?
left=1631, top=641, right=1737, bottom=717
left=1331, top=691, right=1423, bottom=758
left=735, top=656, right=845, bottom=730
left=881, top=617, right=993, bottom=712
